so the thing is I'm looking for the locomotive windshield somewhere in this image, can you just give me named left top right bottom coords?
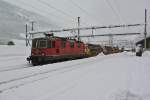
left=32, top=39, right=47, bottom=48
left=38, top=40, right=47, bottom=48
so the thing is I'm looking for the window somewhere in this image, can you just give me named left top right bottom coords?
left=61, top=41, right=66, bottom=48
left=47, top=41, right=52, bottom=48
left=48, top=40, right=55, bottom=48
left=77, top=42, right=81, bottom=48
left=70, top=40, right=74, bottom=48
left=38, top=40, right=47, bottom=48
left=32, top=39, right=37, bottom=48
left=52, top=41, right=55, bottom=48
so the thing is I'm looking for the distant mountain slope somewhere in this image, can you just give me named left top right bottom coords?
left=0, top=0, right=57, bottom=39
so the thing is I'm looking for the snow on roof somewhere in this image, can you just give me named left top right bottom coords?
left=135, top=33, right=150, bottom=43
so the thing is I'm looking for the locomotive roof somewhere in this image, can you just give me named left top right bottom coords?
left=32, top=36, right=82, bottom=42
left=33, top=36, right=66, bottom=40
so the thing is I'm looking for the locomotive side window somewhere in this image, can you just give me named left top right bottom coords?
left=77, top=42, right=81, bottom=48
left=48, top=41, right=55, bottom=48
left=52, top=41, right=55, bottom=48
left=70, top=40, right=74, bottom=48
left=61, top=41, right=66, bottom=48
left=32, top=39, right=37, bottom=48
left=47, top=41, right=52, bottom=48
left=38, top=40, right=47, bottom=48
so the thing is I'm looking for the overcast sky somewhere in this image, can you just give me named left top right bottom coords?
left=2, top=0, right=150, bottom=42
left=3, top=0, right=150, bottom=25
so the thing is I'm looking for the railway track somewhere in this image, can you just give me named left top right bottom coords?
left=0, top=64, right=32, bottom=72
left=0, top=62, right=87, bottom=93
left=0, top=54, right=117, bottom=93
left=0, top=55, right=109, bottom=93
left=0, top=60, right=91, bottom=85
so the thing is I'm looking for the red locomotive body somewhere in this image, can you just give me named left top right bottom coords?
left=27, top=35, right=86, bottom=65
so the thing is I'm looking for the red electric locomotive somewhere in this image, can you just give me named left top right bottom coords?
left=27, top=34, right=87, bottom=65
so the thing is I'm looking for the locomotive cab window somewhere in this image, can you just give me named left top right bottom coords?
left=38, top=40, right=47, bottom=48
left=70, top=40, right=74, bottom=48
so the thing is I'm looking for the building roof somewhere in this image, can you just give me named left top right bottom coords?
left=135, top=33, right=150, bottom=43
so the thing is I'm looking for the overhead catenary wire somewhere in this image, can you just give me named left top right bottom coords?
left=137, top=12, right=150, bottom=34
left=16, top=0, right=145, bottom=34
left=16, top=0, right=68, bottom=43
left=37, top=0, right=90, bottom=27
left=15, top=0, right=79, bottom=28
left=36, top=0, right=95, bottom=38
left=104, top=0, right=124, bottom=24
left=111, top=0, right=126, bottom=24
left=37, top=0, right=76, bottom=27
left=38, top=0, right=74, bottom=19
left=66, top=0, right=106, bottom=38
left=134, top=11, right=149, bottom=34
left=68, top=32, right=141, bottom=38
left=101, top=0, right=124, bottom=36
left=29, top=23, right=144, bottom=34
left=66, top=0, right=104, bottom=25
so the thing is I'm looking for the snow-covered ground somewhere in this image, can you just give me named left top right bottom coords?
left=0, top=45, right=150, bottom=100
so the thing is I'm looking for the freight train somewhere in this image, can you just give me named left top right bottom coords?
left=27, top=34, right=121, bottom=65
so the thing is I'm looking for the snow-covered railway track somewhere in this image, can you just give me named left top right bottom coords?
left=0, top=64, right=32, bottom=72
left=0, top=60, right=90, bottom=85
left=0, top=55, right=111, bottom=93
left=0, top=63, right=85, bottom=93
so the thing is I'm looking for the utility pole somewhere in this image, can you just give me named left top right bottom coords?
left=144, top=9, right=147, bottom=50
left=77, top=17, right=80, bottom=41
left=25, top=24, right=28, bottom=46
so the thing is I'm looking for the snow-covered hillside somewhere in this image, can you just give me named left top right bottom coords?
left=0, top=46, right=150, bottom=100
left=0, top=0, right=58, bottom=40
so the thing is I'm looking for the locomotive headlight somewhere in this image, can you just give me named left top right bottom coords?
left=41, top=53, right=45, bottom=56
left=31, top=53, right=34, bottom=56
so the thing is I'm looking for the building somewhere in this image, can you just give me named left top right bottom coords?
left=136, top=35, right=150, bottom=49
